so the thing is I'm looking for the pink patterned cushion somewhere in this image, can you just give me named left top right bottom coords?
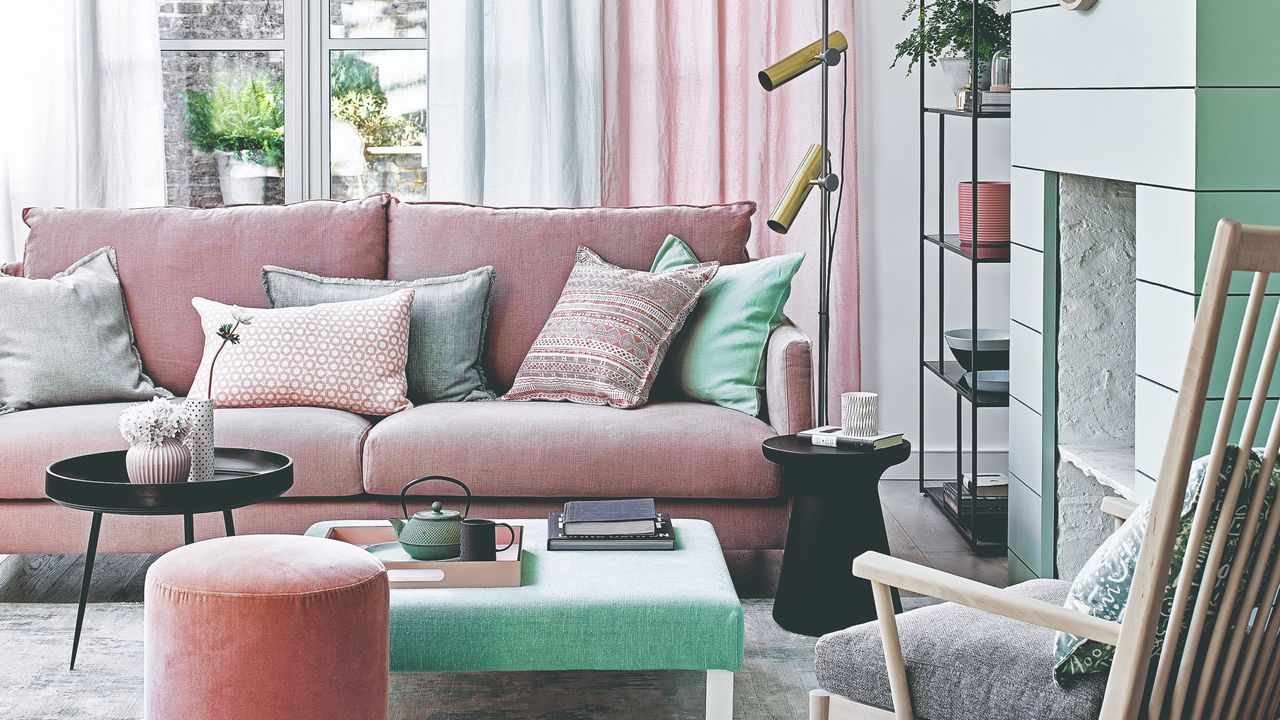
left=503, top=247, right=718, bottom=409
left=189, top=292, right=415, bottom=416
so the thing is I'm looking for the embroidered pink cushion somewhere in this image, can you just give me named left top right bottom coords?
left=503, top=247, right=718, bottom=409
left=189, top=291, right=415, bottom=416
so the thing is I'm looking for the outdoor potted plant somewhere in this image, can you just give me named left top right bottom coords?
left=893, top=0, right=1011, bottom=96
left=185, top=80, right=284, bottom=205
left=329, top=54, right=425, bottom=195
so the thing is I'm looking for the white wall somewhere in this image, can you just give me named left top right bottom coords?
left=855, top=0, right=1011, bottom=455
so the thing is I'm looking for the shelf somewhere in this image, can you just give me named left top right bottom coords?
left=924, top=485, right=1008, bottom=555
left=923, top=234, right=1010, bottom=263
left=923, top=360, right=1009, bottom=407
left=924, top=106, right=1010, bottom=119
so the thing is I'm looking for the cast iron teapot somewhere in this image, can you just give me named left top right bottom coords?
left=388, top=475, right=472, bottom=560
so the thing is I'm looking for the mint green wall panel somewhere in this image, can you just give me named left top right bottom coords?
left=1197, top=0, right=1280, bottom=87
left=1205, top=295, right=1280, bottom=399
left=1194, top=192, right=1280, bottom=293
left=1009, top=473, right=1044, bottom=578
left=1195, top=398, right=1280, bottom=456
left=1197, top=89, right=1280, bottom=191
left=1039, top=172, right=1060, bottom=577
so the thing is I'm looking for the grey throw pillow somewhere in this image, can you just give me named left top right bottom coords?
left=262, top=265, right=496, bottom=403
left=0, top=247, right=170, bottom=414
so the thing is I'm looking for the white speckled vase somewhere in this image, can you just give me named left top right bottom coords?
left=184, top=399, right=216, bottom=482
left=125, top=438, right=191, bottom=484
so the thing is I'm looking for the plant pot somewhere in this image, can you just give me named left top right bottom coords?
left=958, top=181, right=1011, bottom=246
left=183, top=398, right=216, bottom=482
left=940, top=56, right=991, bottom=95
left=125, top=438, right=192, bottom=484
left=213, top=151, right=281, bottom=206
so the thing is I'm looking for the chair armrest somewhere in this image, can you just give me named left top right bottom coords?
left=0, top=260, right=21, bottom=277
left=1101, top=496, right=1138, bottom=522
left=764, top=321, right=813, bottom=435
left=853, top=551, right=1120, bottom=645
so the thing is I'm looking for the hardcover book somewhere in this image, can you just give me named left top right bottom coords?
left=562, top=498, right=659, bottom=536
left=548, top=512, right=675, bottom=550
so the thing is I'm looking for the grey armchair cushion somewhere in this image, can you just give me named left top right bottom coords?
left=815, top=579, right=1107, bottom=720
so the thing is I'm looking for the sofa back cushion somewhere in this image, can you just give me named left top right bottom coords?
left=386, top=201, right=755, bottom=391
left=21, top=196, right=391, bottom=395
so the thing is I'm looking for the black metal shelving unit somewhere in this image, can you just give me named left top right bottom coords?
left=916, top=2, right=1010, bottom=555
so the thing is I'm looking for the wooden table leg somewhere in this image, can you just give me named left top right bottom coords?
left=70, top=511, right=102, bottom=671
left=183, top=513, right=194, bottom=545
left=223, top=510, right=235, bottom=537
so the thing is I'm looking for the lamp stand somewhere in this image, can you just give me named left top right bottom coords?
left=817, top=0, right=834, bottom=427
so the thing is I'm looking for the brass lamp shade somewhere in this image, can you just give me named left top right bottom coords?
left=758, top=31, right=848, bottom=91
left=768, top=144, right=828, bottom=234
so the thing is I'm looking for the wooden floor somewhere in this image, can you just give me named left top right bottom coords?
left=0, top=481, right=1007, bottom=603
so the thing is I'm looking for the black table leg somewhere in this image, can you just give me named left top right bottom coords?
left=223, top=510, right=235, bottom=536
left=70, top=511, right=102, bottom=670
left=183, top=514, right=194, bottom=545
left=772, top=466, right=903, bottom=637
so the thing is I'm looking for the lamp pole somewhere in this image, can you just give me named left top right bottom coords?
left=818, top=0, right=831, bottom=427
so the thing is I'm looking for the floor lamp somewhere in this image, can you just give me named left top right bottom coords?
left=759, top=4, right=848, bottom=428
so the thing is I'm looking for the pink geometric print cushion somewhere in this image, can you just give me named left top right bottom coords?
left=189, top=291, right=415, bottom=416
left=503, top=246, right=718, bottom=409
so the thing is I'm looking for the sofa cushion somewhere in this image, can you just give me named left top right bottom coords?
left=0, top=402, right=370, bottom=499
left=815, top=579, right=1108, bottom=720
left=362, top=400, right=780, bottom=500
left=385, top=201, right=755, bottom=391
left=21, top=196, right=391, bottom=395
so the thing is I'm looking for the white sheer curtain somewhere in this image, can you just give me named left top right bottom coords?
left=0, top=0, right=165, bottom=264
left=427, top=0, right=602, bottom=206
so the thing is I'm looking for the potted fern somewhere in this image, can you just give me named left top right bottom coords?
left=185, top=80, right=285, bottom=205
left=893, top=0, right=1011, bottom=96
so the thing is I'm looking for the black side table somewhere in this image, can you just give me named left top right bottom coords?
left=45, top=447, right=293, bottom=669
left=763, top=435, right=912, bottom=637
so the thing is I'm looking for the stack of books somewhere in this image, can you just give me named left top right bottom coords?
left=958, top=89, right=1011, bottom=114
left=547, top=498, right=675, bottom=550
left=942, top=474, right=1010, bottom=515
left=797, top=426, right=904, bottom=451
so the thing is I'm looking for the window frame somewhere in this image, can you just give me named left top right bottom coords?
left=157, top=1, right=429, bottom=203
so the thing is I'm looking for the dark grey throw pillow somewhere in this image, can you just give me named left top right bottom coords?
left=262, top=265, right=496, bottom=403
left=0, top=247, right=170, bottom=414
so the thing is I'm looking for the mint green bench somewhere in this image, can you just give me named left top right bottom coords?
left=306, top=518, right=744, bottom=719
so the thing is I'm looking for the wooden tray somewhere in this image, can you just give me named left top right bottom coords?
left=323, top=522, right=523, bottom=589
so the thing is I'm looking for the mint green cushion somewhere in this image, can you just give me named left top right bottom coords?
left=305, top=518, right=744, bottom=672
left=650, top=235, right=803, bottom=416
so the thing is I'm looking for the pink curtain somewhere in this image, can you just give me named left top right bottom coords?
left=601, top=0, right=860, bottom=414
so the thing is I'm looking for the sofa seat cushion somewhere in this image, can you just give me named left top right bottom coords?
left=814, top=579, right=1108, bottom=720
left=0, top=402, right=370, bottom=499
left=362, top=400, right=781, bottom=500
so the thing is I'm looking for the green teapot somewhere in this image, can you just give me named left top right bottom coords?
left=388, top=475, right=472, bottom=560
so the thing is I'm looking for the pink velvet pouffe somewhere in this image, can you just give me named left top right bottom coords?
left=144, top=535, right=389, bottom=720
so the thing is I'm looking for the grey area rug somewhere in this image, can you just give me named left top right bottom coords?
left=0, top=600, right=819, bottom=720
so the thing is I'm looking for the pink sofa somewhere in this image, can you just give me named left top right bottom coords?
left=0, top=195, right=812, bottom=594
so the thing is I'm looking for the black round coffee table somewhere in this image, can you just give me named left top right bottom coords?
left=45, top=447, right=293, bottom=669
left=763, top=435, right=911, bottom=636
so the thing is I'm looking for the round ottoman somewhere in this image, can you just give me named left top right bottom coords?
left=144, top=535, right=389, bottom=720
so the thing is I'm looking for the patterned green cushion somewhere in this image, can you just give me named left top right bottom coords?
left=1054, top=446, right=1277, bottom=681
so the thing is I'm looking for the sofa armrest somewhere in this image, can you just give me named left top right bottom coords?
left=765, top=321, right=814, bottom=435
left=0, top=260, right=21, bottom=277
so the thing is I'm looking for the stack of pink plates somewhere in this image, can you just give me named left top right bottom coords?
left=958, top=181, right=1011, bottom=256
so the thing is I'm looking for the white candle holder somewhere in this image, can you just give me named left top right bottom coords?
left=841, top=392, right=879, bottom=437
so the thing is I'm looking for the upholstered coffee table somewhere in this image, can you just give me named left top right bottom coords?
left=305, top=518, right=743, bottom=719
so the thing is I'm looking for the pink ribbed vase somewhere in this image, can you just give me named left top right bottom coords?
left=125, top=438, right=192, bottom=484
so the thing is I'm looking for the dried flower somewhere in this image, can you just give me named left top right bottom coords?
left=207, top=307, right=253, bottom=400
left=231, top=306, right=254, bottom=325
left=118, top=398, right=193, bottom=448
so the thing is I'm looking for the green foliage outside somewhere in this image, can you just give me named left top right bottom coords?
left=184, top=80, right=284, bottom=168
left=330, top=53, right=423, bottom=149
left=893, top=0, right=1010, bottom=75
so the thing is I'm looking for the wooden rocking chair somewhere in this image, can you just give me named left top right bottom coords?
left=810, top=219, right=1280, bottom=720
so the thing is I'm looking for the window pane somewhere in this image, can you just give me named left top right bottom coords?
left=330, top=50, right=427, bottom=201
left=330, top=1, right=427, bottom=38
left=158, top=1, right=285, bottom=40
left=162, top=52, right=286, bottom=207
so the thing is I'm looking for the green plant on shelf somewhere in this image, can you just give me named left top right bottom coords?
left=330, top=54, right=424, bottom=151
left=184, top=80, right=284, bottom=168
left=892, top=0, right=1010, bottom=74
